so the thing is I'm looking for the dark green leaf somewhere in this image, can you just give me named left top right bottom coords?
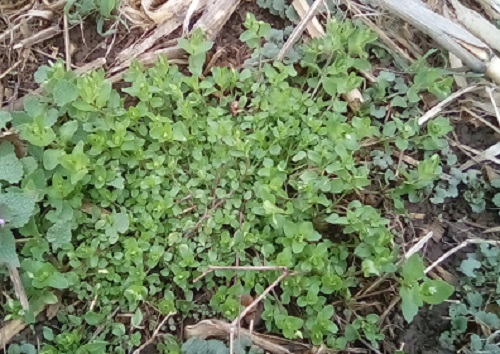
left=0, top=228, right=20, bottom=267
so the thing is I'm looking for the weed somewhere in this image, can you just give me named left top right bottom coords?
left=399, top=254, right=454, bottom=323
left=440, top=244, right=500, bottom=353
left=64, top=0, right=120, bottom=36
left=0, top=20, right=457, bottom=352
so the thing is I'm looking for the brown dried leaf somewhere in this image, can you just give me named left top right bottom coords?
left=429, top=219, right=445, bottom=242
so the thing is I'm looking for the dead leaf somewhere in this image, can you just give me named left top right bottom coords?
left=185, top=319, right=308, bottom=354
left=429, top=219, right=445, bottom=242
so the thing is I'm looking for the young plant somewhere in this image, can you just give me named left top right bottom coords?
left=398, top=254, right=454, bottom=323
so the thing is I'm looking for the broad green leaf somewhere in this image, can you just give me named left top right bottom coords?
left=0, top=143, right=24, bottom=183
left=493, top=193, right=500, bottom=207
left=172, top=121, right=188, bottom=142
left=263, top=200, right=284, bottom=214
left=292, top=151, right=306, bottom=161
left=46, top=220, right=72, bottom=250
left=98, top=0, right=116, bottom=17
left=322, top=77, right=337, bottom=96
left=400, top=285, right=422, bottom=323
left=0, top=190, right=36, bottom=228
left=0, top=228, right=20, bottom=267
left=53, top=79, right=78, bottom=107
left=42, top=327, right=54, bottom=341
left=0, top=111, right=12, bottom=129
left=131, top=308, right=143, bottom=328
left=401, top=254, right=425, bottom=283
left=420, top=279, right=454, bottom=305
left=459, top=257, right=481, bottom=277
left=113, top=212, right=129, bottom=233
left=300, top=170, right=318, bottom=183
left=43, top=149, right=63, bottom=170
left=324, top=213, right=349, bottom=225
left=84, top=312, right=105, bottom=326
left=48, top=272, right=69, bottom=289
left=59, top=120, right=79, bottom=142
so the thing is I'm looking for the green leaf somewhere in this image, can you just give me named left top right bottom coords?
left=42, top=326, right=54, bottom=341
left=401, top=254, right=425, bottom=283
left=0, top=111, right=12, bottom=129
left=46, top=220, right=72, bottom=250
left=53, top=79, right=78, bottom=107
left=0, top=143, right=24, bottom=183
left=48, top=272, right=69, bottom=289
left=322, top=77, right=337, bottom=96
left=59, top=120, right=79, bottom=142
left=0, top=190, right=36, bottom=228
left=0, top=228, right=20, bottom=267
left=131, top=308, right=143, bottom=328
left=420, top=279, right=454, bottom=305
left=84, top=312, right=105, bottom=326
left=400, top=285, right=422, bottom=323
left=492, top=193, right=500, bottom=207
left=98, top=0, right=116, bottom=17
left=113, top=212, right=129, bottom=233
left=34, top=65, right=50, bottom=84
left=292, top=151, right=306, bottom=161
left=459, top=257, right=481, bottom=277
left=172, top=121, right=187, bottom=142
left=300, top=170, right=318, bottom=183
left=43, top=149, right=63, bottom=170
left=263, top=200, right=285, bottom=214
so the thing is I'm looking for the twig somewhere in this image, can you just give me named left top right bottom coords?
left=194, top=265, right=287, bottom=283
left=418, top=85, right=478, bottom=125
left=0, top=61, right=20, bottom=81
left=403, top=231, right=434, bottom=259
left=183, top=0, right=201, bottom=35
left=229, top=270, right=289, bottom=354
left=484, top=226, right=500, bottom=233
left=194, top=265, right=289, bottom=354
left=63, top=13, right=71, bottom=71
left=0, top=23, right=21, bottom=43
left=378, top=294, right=400, bottom=326
left=8, top=265, right=29, bottom=311
left=276, top=0, right=323, bottom=61
left=13, top=25, right=60, bottom=50
left=132, top=313, right=175, bottom=354
left=485, top=86, right=500, bottom=127
left=425, top=238, right=500, bottom=274
left=356, top=231, right=433, bottom=297
left=460, top=141, right=500, bottom=170
left=231, top=270, right=289, bottom=327
left=359, top=338, right=383, bottom=354
left=462, top=107, right=500, bottom=136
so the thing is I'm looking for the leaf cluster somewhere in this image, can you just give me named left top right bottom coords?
left=440, top=244, right=500, bottom=353
left=399, top=254, right=454, bottom=323
left=0, top=20, right=458, bottom=352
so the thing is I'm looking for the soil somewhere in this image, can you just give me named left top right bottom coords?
left=1, top=2, right=500, bottom=354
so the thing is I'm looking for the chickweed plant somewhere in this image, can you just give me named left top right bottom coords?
left=0, top=15, right=457, bottom=352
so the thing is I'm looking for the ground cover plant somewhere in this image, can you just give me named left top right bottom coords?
left=1, top=12, right=487, bottom=353
left=440, top=243, right=500, bottom=353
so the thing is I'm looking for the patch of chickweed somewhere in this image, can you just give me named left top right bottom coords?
left=0, top=17, right=461, bottom=352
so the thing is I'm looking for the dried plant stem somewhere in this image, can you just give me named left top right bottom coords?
left=63, top=12, right=71, bottom=71
left=193, top=265, right=287, bottom=283
left=425, top=239, right=500, bottom=274
left=132, top=313, right=175, bottom=354
left=276, top=0, right=323, bottom=61
left=229, top=269, right=289, bottom=354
